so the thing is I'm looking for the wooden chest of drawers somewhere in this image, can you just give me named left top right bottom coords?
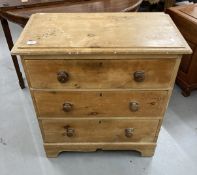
left=166, top=4, right=197, bottom=96
left=12, top=13, right=191, bottom=157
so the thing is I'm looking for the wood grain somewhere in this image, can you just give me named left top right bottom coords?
left=11, top=13, right=191, bottom=55
left=33, top=90, right=169, bottom=118
left=25, top=58, right=176, bottom=89
left=41, top=118, right=159, bottom=143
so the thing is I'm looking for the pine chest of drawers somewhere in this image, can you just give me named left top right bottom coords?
left=12, top=13, right=191, bottom=157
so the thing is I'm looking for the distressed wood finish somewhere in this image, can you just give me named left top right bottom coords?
left=25, top=59, right=176, bottom=89
left=33, top=90, right=169, bottom=118
left=41, top=118, right=159, bottom=143
left=12, top=13, right=191, bottom=55
left=11, top=13, right=191, bottom=157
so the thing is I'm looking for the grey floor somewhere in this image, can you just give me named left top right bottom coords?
left=1, top=22, right=197, bottom=175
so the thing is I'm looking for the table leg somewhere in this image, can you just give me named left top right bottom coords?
left=1, top=18, right=25, bottom=89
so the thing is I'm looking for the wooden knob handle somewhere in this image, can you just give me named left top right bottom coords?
left=66, top=128, right=75, bottom=137
left=63, top=102, right=73, bottom=112
left=133, top=71, right=145, bottom=82
left=129, top=102, right=139, bottom=112
left=125, top=128, right=134, bottom=137
left=57, top=71, right=69, bottom=83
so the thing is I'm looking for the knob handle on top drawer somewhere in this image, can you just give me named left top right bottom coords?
left=66, top=128, right=75, bottom=137
left=133, top=71, right=145, bottom=82
left=125, top=128, right=134, bottom=137
left=57, top=71, right=69, bottom=83
left=63, top=102, right=73, bottom=112
left=129, top=102, right=139, bottom=112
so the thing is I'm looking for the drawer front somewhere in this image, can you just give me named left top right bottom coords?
left=25, top=59, right=176, bottom=89
left=41, top=118, right=159, bottom=143
left=33, top=90, right=168, bottom=118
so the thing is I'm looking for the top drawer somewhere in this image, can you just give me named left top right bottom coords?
left=24, top=59, right=176, bottom=89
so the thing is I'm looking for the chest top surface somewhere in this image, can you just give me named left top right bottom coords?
left=12, top=13, right=191, bottom=55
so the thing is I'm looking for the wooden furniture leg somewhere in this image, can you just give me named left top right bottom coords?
left=1, top=18, right=25, bottom=89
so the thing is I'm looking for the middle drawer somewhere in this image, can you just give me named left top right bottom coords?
left=33, top=90, right=169, bottom=118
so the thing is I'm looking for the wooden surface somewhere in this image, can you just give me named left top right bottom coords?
left=41, top=118, right=159, bottom=143
left=1, top=0, right=142, bottom=26
left=5, top=0, right=142, bottom=16
left=12, top=13, right=190, bottom=157
left=24, top=58, right=176, bottom=89
left=0, top=0, right=141, bottom=10
left=180, top=4, right=197, bottom=19
left=33, top=90, right=169, bottom=118
left=12, top=13, right=191, bottom=55
left=166, top=4, right=197, bottom=96
left=0, top=0, right=64, bottom=8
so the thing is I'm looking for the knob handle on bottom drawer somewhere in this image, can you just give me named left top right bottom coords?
left=63, top=102, right=73, bottom=112
left=125, top=128, right=134, bottom=137
left=66, top=128, right=75, bottom=137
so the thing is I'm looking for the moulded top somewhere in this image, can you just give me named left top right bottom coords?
left=11, top=13, right=192, bottom=55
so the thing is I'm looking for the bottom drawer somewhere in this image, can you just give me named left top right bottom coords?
left=41, top=119, right=159, bottom=143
